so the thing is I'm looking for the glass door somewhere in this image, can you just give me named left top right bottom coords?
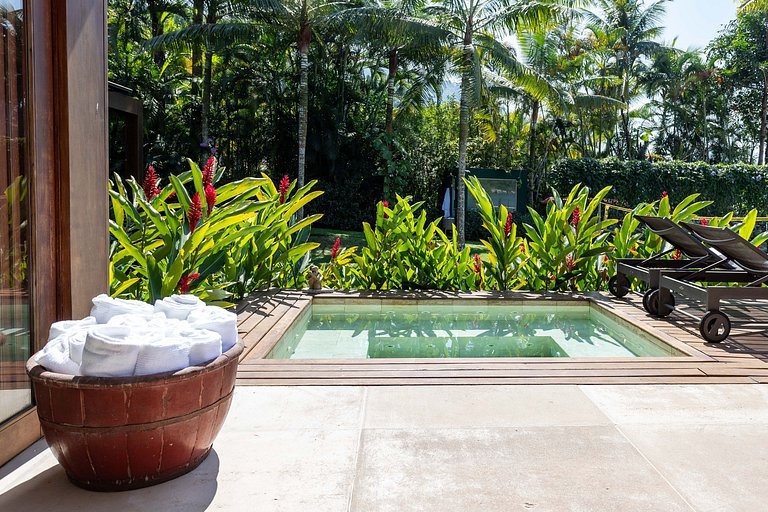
left=0, top=0, right=32, bottom=424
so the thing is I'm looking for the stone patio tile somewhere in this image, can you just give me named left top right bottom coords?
left=350, top=426, right=693, bottom=512
left=225, top=386, right=365, bottom=431
left=619, top=424, right=768, bottom=512
left=364, top=385, right=612, bottom=429
left=0, top=429, right=359, bottom=512
left=580, top=384, right=768, bottom=425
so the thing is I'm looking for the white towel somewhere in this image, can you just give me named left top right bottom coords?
left=34, top=338, right=81, bottom=375
left=80, top=325, right=149, bottom=377
left=107, top=312, right=166, bottom=329
left=171, top=328, right=222, bottom=366
left=154, top=294, right=206, bottom=320
left=187, top=306, right=239, bottom=351
left=134, top=338, right=191, bottom=376
left=90, top=294, right=154, bottom=324
left=48, top=316, right=97, bottom=341
left=60, top=326, right=92, bottom=365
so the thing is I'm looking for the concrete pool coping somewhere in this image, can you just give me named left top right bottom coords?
left=235, top=290, right=768, bottom=385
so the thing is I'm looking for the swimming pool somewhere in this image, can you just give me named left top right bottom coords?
left=267, top=301, right=687, bottom=359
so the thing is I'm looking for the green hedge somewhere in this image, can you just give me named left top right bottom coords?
left=547, top=159, right=768, bottom=215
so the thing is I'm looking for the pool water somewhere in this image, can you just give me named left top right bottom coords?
left=267, top=303, right=686, bottom=359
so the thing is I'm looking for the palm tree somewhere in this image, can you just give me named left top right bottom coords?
left=585, top=0, right=667, bottom=158
left=340, top=1, right=450, bottom=136
left=425, top=0, right=568, bottom=247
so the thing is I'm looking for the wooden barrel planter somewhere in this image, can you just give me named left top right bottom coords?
left=26, top=342, right=243, bottom=492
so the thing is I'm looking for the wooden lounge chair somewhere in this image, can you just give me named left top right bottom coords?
left=656, top=223, right=768, bottom=342
left=609, top=215, right=732, bottom=316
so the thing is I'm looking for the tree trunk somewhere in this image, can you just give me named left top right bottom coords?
left=621, top=67, right=631, bottom=159
left=297, top=22, right=311, bottom=219
left=528, top=99, right=539, bottom=167
left=385, top=48, right=398, bottom=136
left=761, top=74, right=768, bottom=165
left=457, top=24, right=473, bottom=249
left=147, top=0, right=165, bottom=68
left=200, top=3, right=217, bottom=146
left=192, top=0, right=204, bottom=96
left=201, top=48, right=213, bottom=146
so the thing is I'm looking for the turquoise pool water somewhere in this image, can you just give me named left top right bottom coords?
left=267, top=303, right=686, bottom=359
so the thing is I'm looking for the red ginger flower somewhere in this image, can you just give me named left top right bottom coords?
left=672, top=249, right=682, bottom=260
left=143, top=165, right=160, bottom=199
left=202, top=157, right=216, bottom=187
left=700, top=217, right=709, bottom=226
left=205, top=184, right=217, bottom=216
left=331, top=237, right=341, bottom=261
left=603, top=255, right=609, bottom=264
left=278, top=175, right=290, bottom=204
left=571, top=206, right=581, bottom=228
left=178, top=273, right=200, bottom=294
left=473, top=254, right=482, bottom=274
left=661, top=191, right=668, bottom=199
left=504, top=212, right=513, bottom=238
left=382, top=200, right=390, bottom=219
left=566, top=254, right=576, bottom=272
left=188, top=193, right=202, bottom=232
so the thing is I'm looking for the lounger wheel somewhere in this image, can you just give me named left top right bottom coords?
left=700, top=311, right=731, bottom=343
left=642, top=289, right=655, bottom=314
left=608, top=275, right=630, bottom=298
left=644, top=289, right=675, bottom=317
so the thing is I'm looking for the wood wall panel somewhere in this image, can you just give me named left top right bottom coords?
left=55, top=0, right=109, bottom=318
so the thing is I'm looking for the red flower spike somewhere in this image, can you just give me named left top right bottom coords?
left=603, top=255, right=609, bottom=264
left=504, top=212, right=513, bottom=238
left=143, top=165, right=160, bottom=199
left=566, top=254, right=576, bottom=272
left=382, top=200, right=389, bottom=219
left=672, top=249, right=682, bottom=260
left=571, top=206, right=581, bottom=228
left=473, top=254, right=482, bottom=274
left=331, top=237, right=341, bottom=261
left=188, top=193, right=202, bottom=232
left=205, top=184, right=217, bottom=216
left=278, top=175, right=290, bottom=204
left=202, top=157, right=216, bottom=187
left=178, top=272, right=200, bottom=294
left=661, top=191, right=668, bottom=199
left=700, top=218, right=709, bottom=226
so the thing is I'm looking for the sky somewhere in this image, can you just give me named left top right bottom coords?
left=663, top=0, right=737, bottom=50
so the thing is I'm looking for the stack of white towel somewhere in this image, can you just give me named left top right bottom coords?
left=34, top=294, right=239, bottom=377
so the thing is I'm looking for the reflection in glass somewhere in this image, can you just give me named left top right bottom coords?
left=0, top=1, right=32, bottom=424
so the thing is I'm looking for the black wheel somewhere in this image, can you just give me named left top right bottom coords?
left=608, top=275, right=630, bottom=298
left=654, top=290, right=675, bottom=318
left=642, top=289, right=656, bottom=315
left=699, top=311, right=731, bottom=343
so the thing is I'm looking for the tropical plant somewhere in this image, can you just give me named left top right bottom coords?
left=342, top=196, right=476, bottom=290
left=520, top=183, right=616, bottom=291
left=109, top=158, right=322, bottom=305
left=465, top=176, right=526, bottom=289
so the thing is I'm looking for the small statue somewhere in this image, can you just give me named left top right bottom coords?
left=306, top=265, right=324, bottom=290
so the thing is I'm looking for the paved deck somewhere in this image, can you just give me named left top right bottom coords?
left=236, top=290, right=768, bottom=385
left=3, top=384, right=768, bottom=511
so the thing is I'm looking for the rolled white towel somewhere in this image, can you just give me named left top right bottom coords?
left=90, top=294, right=154, bottom=324
left=34, top=338, right=81, bottom=375
left=171, top=328, right=222, bottom=366
left=147, top=317, right=191, bottom=336
left=187, top=306, right=239, bottom=351
left=107, top=312, right=166, bottom=329
left=154, top=294, right=206, bottom=320
left=48, top=316, right=97, bottom=341
left=60, top=326, right=92, bottom=365
left=134, top=338, right=191, bottom=376
left=80, top=325, right=150, bottom=377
